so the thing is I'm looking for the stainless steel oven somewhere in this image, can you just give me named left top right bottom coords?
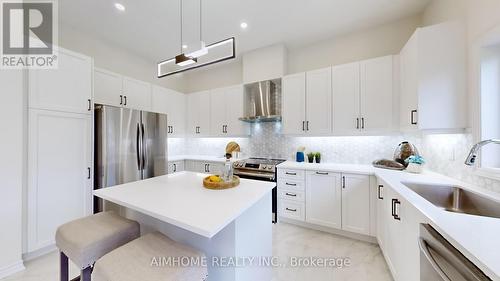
left=233, top=158, right=285, bottom=223
left=419, top=224, right=491, bottom=281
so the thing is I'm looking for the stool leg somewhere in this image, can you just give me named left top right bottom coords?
left=60, top=252, right=69, bottom=281
left=81, top=266, right=91, bottom=281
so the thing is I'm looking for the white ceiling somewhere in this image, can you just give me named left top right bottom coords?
left=59, top=0, right=431, bottom=63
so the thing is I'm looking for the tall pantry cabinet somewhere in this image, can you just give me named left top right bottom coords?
left=27, top=48, right=93, bottom=254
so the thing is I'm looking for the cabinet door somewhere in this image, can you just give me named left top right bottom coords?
left=306, top=68, right=332, bottom=134
left=341, top=174, right=370, bottom=235
left=210, top=88, right=227, bottom=137
left=207, top=162, right=224, bottom=175
left=27, top=109, right=92, bottom=252
left=197, top=92, right=211, bottom=137
left=152, top=86, right=186, bottom=137
left=123, top=77, right=151, bottom=111
left=29, top=48, right=92, bottom=114
left=94, top=68, right=123, bottom=107
left=376, top=180, right=387, bottom=252
left=225, top=85, right=249, bottom=136
left=360, top=56, right=395, bottom=133
left=282, top=73, right=306, bottom=135
left=305, top=171, right=341, bottom=229
left=399, top=33, right=419, bottom=131
left=186, top=93, right=200, bottom=136
left=332, top=62, right=361, bottom=135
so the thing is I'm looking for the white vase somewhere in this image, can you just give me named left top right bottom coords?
left=406, top=163, right=423, bottom=173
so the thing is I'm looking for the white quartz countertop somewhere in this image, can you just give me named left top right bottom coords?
left=277, top=160, right=500, bottom=280
left=93, top=171, right=275, bottom=238
left=168, top=155, right=247, bottom=163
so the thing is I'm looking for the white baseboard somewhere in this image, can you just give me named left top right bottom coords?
left=0, top=260, right=25, bottom=279
left=22, top=244, right=57, bottom=262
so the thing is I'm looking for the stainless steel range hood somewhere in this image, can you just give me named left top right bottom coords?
left=239, top=79, right=282, bottom=122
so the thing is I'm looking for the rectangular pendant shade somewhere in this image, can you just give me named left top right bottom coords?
left=158, top=37, right=235, bottom=78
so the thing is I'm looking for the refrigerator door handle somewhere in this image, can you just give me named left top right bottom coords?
left=141, top=123, right=146, bottom=171
left=136, top=123, right=141, bottom=171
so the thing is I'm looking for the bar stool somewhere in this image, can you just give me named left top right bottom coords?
left=92, top=232, right=208, bottom=281
left=55, top=211, right=140, bottom=281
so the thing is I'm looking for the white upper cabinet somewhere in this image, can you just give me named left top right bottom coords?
left=94, top=68, right=152, bottom=111
left=341, top=174, right=370, bottom=235
left=306, top=67, right=332, bottom=134
left=282, top=72, right=307, bottom=135
left=305, top=171, right=342, bottom=229
left=29, top=48, right=92, bottom=114
left=187, top=91, right=211, bottom=137
left=151, top=86, right=186, bottom=137
left=399, top=21, right=466, bottom=131
left=210, top=85, right=249, bottom=137
left=360, top=56, right=395, bottom=133
left=122, top=77, right=152, bottom=111
left=332, top=62, right=361, bottom=135
left=332, top=56, right=396, bottom=135
left=94, top=68, right=122, bottom=107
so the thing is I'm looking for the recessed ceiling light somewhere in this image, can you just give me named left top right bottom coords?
left=114, top=3, right=125, bottom=12
left=240, top=22, right=248, bottom=29
left=182, top=45, right=188, bottom=49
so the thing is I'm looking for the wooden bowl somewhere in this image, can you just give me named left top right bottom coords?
left=203, top=175, right=240, bottom=190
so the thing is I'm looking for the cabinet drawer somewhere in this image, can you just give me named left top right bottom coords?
left=278, top=169, right=305, bottom=180
left=278, top=200, right=305, bottom=221
left=278, top=178, right=305, bottom=191
left=278, top=189, right=305, bottom=202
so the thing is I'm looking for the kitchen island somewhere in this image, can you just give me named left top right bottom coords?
left=93, top=171, right=275, bottom=281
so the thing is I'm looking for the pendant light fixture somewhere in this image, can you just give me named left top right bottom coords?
left=157, top=0, right=236, bottom=78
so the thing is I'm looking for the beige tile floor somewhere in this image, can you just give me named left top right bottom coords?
left=3, top=223, right=392, bottom=281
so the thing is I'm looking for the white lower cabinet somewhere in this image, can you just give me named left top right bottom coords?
left=341, top=174, right=370, bottom=235
left=305, top=171, right=342, bottom=229
left=185, top=160, right=224, bottom=174
left=377, top=179, right=428, bottom=281
left=167, top=161, right=185, bottom=174
left=27, top=109, right=92, bottom=252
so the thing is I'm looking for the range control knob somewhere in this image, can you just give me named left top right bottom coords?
left=267, top=166, right=274, bottom=170
left=261, top=165, right=267, bottom=170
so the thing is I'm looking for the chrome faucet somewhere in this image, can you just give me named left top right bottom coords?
left=465, top=139, right=500, bottom=166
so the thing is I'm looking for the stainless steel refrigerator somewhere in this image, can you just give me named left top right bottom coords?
left=94, top=104, right=168, bottom=212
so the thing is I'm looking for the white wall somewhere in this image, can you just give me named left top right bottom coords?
left=59, top=25, right=186, bottom=92
left=0, top=70, right=25, bottom=278
left=183, top=14, right=422, bottom=93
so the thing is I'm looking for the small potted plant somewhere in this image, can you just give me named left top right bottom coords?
left=405, top=155, right=425, bottom=173
left=314, top=152, right=321, bottom=163
left=307, top=152, right=315, bottom=163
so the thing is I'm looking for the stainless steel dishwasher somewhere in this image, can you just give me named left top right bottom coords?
left=419, top=224, right=491, bottom=281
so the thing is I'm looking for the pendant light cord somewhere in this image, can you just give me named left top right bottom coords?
left=180, top=0, right=183, bottom=53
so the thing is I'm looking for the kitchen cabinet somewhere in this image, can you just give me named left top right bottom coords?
left=399, top=21, right=466, bottom=131
left=282, top=68, right=332, bottom=135
left=94, top=68, right=152, bottom=111
left=29, top=48, right=92, bottom=114
left=332, top=56, right=395, bottom=135
left=277, top=169, right=306, bottom=221
left=305, top=171, right=342, bottom=229
left=341, top=174, right=370, bottom=235
left=151, top=86, right=186, bottom=137
left=185, top=160, right=223, bottom=174
left=377, top=180, right=428, bottom=281
left=27, top=109, right=92, bottom=252
left=186, top=91, right=211, bottom=137
left=210, top=85, right=249, bottom=136
left=167, top=161, right=185, bottom=174
left=282, top=73, right=306, bottom=134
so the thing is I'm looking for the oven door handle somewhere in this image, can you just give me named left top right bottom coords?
left=234, top=171, right=275, bottom=181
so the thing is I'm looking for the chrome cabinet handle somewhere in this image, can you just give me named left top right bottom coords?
left=285, top=193, right=297, bottom=197
left=286, top=208, right=297, bottom=212
left=378, top=185, right=384, bottom=200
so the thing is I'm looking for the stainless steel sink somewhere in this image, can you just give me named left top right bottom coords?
left=403, top=182, right=500, bottom=219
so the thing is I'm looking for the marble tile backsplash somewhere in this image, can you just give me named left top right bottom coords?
left=168, top=123, right=500, bottom=194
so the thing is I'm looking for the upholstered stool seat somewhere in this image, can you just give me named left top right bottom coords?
left=55, top=211, right=140, bottom=281
left=92, top=232, right=208, bottom=281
